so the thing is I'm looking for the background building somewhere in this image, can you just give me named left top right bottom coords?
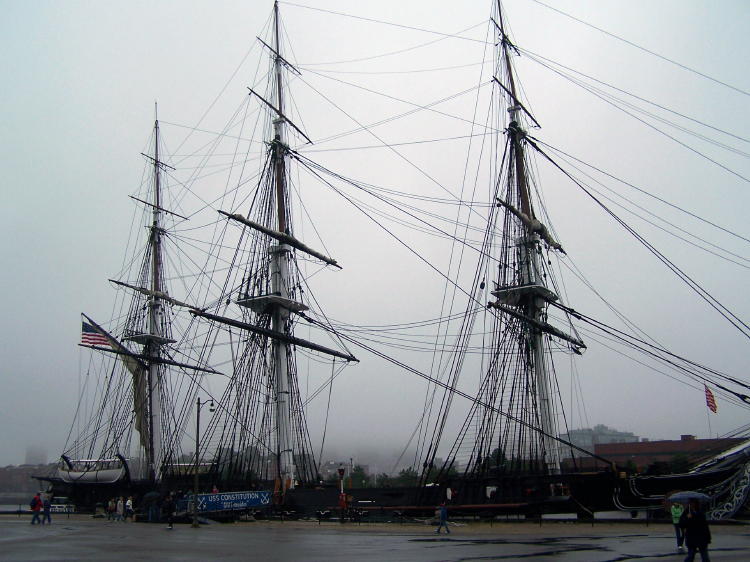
left=560, top=424, right=639, bottom=452
left=595, top=434, right=743, bottom=472
left=24, top=446, right=47, bottom=466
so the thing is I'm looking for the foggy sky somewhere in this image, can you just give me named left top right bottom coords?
left=1, top=0, right=748, bottom=468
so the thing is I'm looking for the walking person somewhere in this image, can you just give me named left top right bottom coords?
left=29, top=493, right=43, bottom=525
left=41, top=495, right=52, bottom=525
left=145, top=492, right=160, bottom=523
left=116, top=497, right=125, bottom=522
left=125, top=496, right=134, bottom=521
left=671, top=501, right=685, bottom=551
left=106, top=498, right=116, bottom=521
left=679, top=499, right=711, bottom=562
left=435, top=502, right=450, bottom=534
left=162, top=493, right=176, bottom=530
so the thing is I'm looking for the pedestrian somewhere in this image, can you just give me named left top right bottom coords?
left=679, top=498, right=711, bottom=562
left=670, top=501, right=685, bottom=551
left=162, top=493, right=176, bottom=529
left=29, top=493, right=43, bottom=525
left=116, top=496, right=125, bottom=522
left=42, top=495, right=52, bottom=525
left=144, top=492, right=160, bottom=523
left=106, top=498, right=116, bottom=520
left=125, top=496, right=134, bottom=521
left=435, top=502, right=450, bottom=534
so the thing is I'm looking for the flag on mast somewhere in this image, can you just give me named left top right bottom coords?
left=81, top=321, right=111, bottom=347
left=704, top=384, right=717, bottom=413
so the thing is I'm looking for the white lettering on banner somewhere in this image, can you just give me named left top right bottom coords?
left=192, top=490, right=272, bottom=512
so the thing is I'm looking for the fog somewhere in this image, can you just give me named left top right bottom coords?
left=1, top=0, right=748, bottom=469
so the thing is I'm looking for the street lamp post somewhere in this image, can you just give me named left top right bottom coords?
left=192, top=397, right=214, bottom=529
left=337, top=466, right=346, bottom=524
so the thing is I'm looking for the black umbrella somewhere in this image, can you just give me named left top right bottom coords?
left=668, top=491, right=711, bottom=504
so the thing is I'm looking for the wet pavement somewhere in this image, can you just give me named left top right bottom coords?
left=1, top=515, right=749, bottom=561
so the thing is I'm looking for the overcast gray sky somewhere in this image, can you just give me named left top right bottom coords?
left=1, top=0, right=749, bottom=468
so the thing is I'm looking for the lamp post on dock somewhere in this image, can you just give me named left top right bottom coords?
left=193, top=396, right=214, bottom=528
left=338, top=466, right=346, bottom=523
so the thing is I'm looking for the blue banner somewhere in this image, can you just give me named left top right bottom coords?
left=182, top=490, right=272, bottom=513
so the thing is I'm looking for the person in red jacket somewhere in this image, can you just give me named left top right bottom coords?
left=435, top=503, right=450, bottom=534
left=30, top=493, right=43, bottom=525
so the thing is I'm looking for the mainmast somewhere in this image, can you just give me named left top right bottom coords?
left=146, top=114, right=166, bottom=481
left=270, top=0, right=296, bottom=492
left=203, top=0, right=355, bottom=491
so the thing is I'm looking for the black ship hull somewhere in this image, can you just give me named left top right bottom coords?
left=37, top=462, right=745, bottom=521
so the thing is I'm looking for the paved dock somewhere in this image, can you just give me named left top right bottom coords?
left=1, top=515, right=749, bottom=561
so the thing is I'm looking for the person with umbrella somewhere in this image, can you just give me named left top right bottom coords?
left=142, top=491, right=161, bottom=523
left=679, top=498, right=711, bottom=562
left=670, top=500, right=685, bottom=551
left=667, top=493, right=686, bottom=552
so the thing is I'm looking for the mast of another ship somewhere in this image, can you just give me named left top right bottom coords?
left=497, top=7, right=559, bottom=473
left=270, top=0, right=296, bottom=491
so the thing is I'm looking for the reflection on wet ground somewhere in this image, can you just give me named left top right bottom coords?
left=1, top=516, right=748, bottom=561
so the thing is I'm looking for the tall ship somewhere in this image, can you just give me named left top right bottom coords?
left=38, top=1, right=750, bottom=520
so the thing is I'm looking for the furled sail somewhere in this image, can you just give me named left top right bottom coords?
left=80, top=313, right=150, bottom=453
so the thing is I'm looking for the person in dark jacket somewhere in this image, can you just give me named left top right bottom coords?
left=41, top=496, right=52, bottom=525
left=162, top=494, right=176, bottom=529
left=679, top=499, right=711, bottom=562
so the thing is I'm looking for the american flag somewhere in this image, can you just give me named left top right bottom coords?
left=704, top=384, right=717, bottom=414
left=81, top=321, right=111, bottom=347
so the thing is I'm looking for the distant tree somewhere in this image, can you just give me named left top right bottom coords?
left=351, top=465, right=370, bottom=488
left=375, top=473, right=393, bottom=487
left=496, top=456, right=545, bottom=474
left=488, top=448, right=507, bottom=468
left=624, top=460, right=638, bottom=474
left=424, top=462, right=459, bottom=482
left=393, top=467, right=419, bottom=487
left=177, top=453, right=194, bottom=464
left=670, top=454, right=691, bottom=474
left=643, top=461, right=671, bottom=475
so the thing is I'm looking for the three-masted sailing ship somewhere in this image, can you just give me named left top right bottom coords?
left=40, top=0, right=750, bottom=519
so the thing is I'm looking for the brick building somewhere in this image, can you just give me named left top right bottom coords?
left=595, top=435, right=743, bottom=472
